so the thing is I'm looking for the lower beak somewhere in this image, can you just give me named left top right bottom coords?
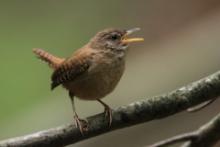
left=122, top=38, right=144, bottom=43
left=121, top=28, right=144, bottom=43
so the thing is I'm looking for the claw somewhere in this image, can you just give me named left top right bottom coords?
left=104, top=106, right=113, bottom=127
left=74, top=114, right=88, bottom=135
left=97, top=99, right=113, bottom=127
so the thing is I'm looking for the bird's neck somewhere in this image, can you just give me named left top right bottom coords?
left=100, top=47, right=127, bottom=61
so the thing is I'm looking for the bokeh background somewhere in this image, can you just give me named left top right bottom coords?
left=1, top=0, right=220, bottom=146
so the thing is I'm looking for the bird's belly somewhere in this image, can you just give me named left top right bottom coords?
left=65, top=61, right=125, bottom=100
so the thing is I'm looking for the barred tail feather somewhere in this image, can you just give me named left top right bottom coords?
left=33, top=48, right=65, bottom=69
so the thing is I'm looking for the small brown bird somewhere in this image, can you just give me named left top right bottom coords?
left=33, top=28, right=144, bottom=133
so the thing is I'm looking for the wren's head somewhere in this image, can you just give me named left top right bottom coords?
left=89, top=28, right=144, bottom=52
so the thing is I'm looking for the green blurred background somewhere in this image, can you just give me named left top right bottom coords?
left=1, top=0, right=220, bottom=146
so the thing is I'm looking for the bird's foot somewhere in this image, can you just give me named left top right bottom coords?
left=104, top=106, right=113, bottom=127
left=74, top=114, right=88, bottom=135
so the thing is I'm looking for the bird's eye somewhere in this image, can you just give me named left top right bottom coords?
left=110, top=34, right=120, bottom=40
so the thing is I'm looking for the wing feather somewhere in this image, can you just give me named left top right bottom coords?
left=51, top=56, right=90, bottom=90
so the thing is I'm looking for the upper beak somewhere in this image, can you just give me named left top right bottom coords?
left=122, top=28, right=144, bottom=43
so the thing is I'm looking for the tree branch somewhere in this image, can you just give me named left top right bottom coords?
left=1, top=71, right=220, bottom=147
left=149, top=112, right=220, bottom=147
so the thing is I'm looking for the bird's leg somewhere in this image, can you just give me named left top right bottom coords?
left=97, top=99, right=113, bottom=127
left=69, top=93, right=88, bottom=134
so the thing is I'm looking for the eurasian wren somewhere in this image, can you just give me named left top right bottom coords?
left=33, top=28, right=144, bottom=134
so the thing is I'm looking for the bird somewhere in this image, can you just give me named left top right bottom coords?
left=33, top=28, right=144, bottom=134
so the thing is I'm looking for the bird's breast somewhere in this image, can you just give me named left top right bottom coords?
left=65, top=57, right=125, bottom=100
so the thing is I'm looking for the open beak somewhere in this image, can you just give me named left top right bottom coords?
left=122, top=28, right=144, bottom=44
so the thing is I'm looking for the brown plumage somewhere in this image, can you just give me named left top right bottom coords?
left=33, top=48, right=65, bottom=69
left=33, top=28, right=144, bottom=134
left=51, top=50, right=91, bottom=90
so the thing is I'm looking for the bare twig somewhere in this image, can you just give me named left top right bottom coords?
left=1, top=71, right=220, bottom=147
left=149, top=132, right=198, bottom=147
left=149, top=112, right=220, bottom=147
left=187, top=98, right=217, bottom=112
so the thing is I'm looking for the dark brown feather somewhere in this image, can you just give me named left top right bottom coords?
left=51, top=56, right=91, bottom=90
left=33, top=48, right=65, bottom=69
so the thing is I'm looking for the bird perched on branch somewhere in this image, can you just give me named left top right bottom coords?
left=33, top=28, right=144, bottom=134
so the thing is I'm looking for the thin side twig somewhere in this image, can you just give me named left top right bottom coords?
left=187, top=98, right=217, bottom=112
left=149, top=132, right=198, bottom=147
left=149, top=112, right=220, bottom=147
